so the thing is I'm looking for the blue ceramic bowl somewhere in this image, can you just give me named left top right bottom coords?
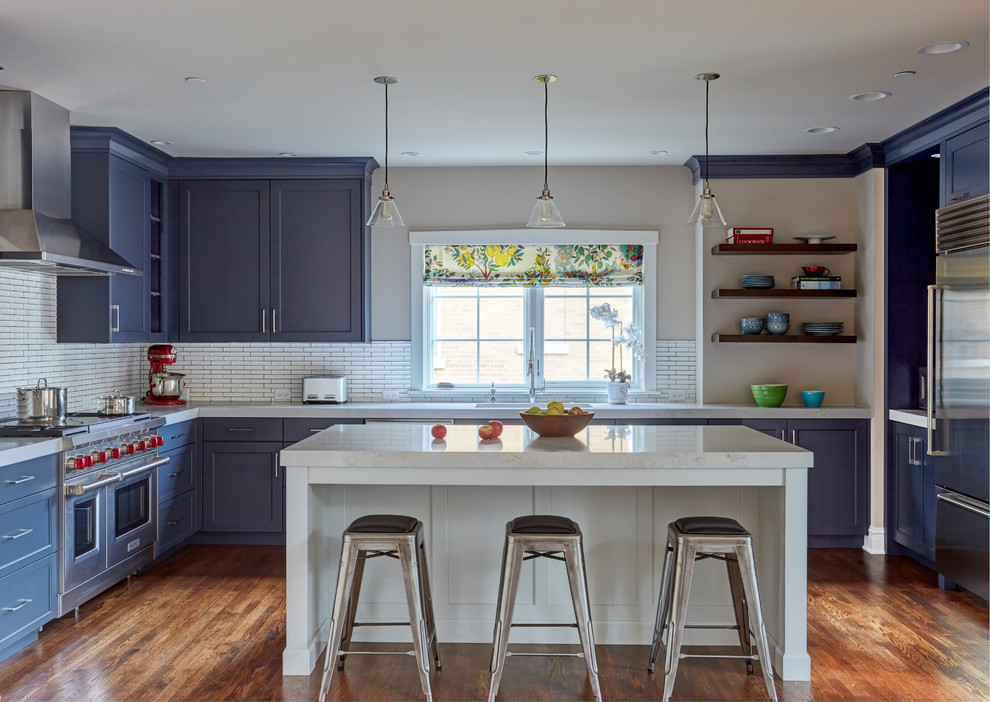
left=801, top=390, right=825, bottom=408
left=766, top=321, right=790, bottom=335
left=766, top=312, right=790, bottom=322
left=741, top=317, right=765, bottom=334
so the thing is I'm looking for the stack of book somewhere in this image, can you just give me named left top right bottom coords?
left=791, top=276, right=841, bottom=290
left=726, top=227, right=773, bottom=244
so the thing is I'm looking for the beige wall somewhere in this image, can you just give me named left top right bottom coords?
left=369, top=166, right=696, bottom=341
left=698, top=177, right=866, bottom=405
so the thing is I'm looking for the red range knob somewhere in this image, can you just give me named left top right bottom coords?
left=93, top=451, right=108, bottom=463
left=137, top=440, right=148, bottom=452
left=125, top=444, right=136, bottom=455
left=83, top=455, right=94, bottom=468
left=155, top=436, right=165, bottom=447
left=109, top=447, right=121, bottom=460
left=66, top=457, right=85, bottom=471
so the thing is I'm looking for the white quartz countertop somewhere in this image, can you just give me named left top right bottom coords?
left=889, top=408, right=929, bottom=428
left=0, top=401, right=868, bottom=468
left=280, top=424, right=813, bottom=486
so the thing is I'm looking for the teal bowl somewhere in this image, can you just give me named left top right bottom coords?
left=801, top=390, right=825, bottom=408
left=751, top=384, right=788, bottom=408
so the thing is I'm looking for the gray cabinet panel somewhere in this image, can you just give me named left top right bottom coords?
left=0, top=455, right=57, bottom=504
left=202, top=417, right=283, bottom=442
left=157, top=444, right=196, bottom=504
left=202, top=442, right=283, bottom=533
left=160, top=420, right=197, bottom=453
left=282, top=417, right=363, bottom=443
left=890, top=422, right=936, bottom=562
left=0, top=490, right=57, bottom=580
left=944, top=120, right=989, bottom=205
left=157, top=491, right=198, bottom=556
left=0, top=554, right=56, bottom=656
left=178, top=180, right=271, bottom=341
left=271, top=180, right=363, bottom=341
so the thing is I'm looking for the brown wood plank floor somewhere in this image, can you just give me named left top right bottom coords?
left=0, top=546, right=984, bottom=701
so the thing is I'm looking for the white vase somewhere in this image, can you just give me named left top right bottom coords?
left=606, top=380, right=629, bottom=404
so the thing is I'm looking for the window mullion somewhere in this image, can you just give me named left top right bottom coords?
left=526, top=287, right=544, bottom=386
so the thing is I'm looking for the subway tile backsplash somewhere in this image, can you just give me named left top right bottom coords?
left=0, top=269, right=696, bottom=413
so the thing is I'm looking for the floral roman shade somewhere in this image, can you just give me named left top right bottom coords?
left=423, top=244, right=643, bottom=287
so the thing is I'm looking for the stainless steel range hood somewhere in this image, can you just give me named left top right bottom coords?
left=0, top=91, right=140, bottom=275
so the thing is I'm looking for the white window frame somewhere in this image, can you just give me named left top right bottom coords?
left=409, top=229, right=658, bottom=393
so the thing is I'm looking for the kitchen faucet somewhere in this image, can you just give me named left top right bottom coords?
left=527, top=327, right=540, bottom=404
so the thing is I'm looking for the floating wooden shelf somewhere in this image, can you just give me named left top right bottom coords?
left=712, top=333, right=857, bottom=343
left=713, top=289, right=857, bottom=299
left=711, top=243, right=858, bottom=255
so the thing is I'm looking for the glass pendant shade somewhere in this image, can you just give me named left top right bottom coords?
left=527, top=190, right=565, bottom=228
left=687, top=183, right=726, bottom=227
left=367, top=193, right=405, bottom=227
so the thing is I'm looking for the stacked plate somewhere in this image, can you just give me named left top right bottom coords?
left=741, top=275, right=775, bottom=289
left=802, top=321, right=844, bottom=336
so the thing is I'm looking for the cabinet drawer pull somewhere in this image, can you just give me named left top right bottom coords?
left=5, top=475, right=35, bottom=485
left=2, top=528, right=33, bottom=541
left=169, top=469, right=186, bottom=478
left=169, top=432, right=187, bottom=440
left=3, top=598, right=32, bottom=612
left=227, top=427, right=256, bottom=432
left=111, top=304, right=120, bottom=332
left=309, top=428, right=329, bottom=433
left=949, top=192, right=969, bottom=201
left=261, top=308, right=266, bottom=333
left=272, top=308, right=277, bottom=333
left=167, top=516, right=185, bottom=526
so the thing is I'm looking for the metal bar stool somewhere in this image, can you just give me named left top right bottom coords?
left=489, top=515, right=602, bottom=702
left=318, top=514, right=441, bottom=702
left=647, top=516, right=777, bottom=702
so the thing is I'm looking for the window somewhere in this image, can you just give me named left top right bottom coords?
left=411, top=230, right=658, bottom=393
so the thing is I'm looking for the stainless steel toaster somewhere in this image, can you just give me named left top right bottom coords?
left=302, top=376, right=347, bottom=404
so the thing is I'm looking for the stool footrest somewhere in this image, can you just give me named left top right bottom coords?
left=679, top=653, right=762, bottom=661
left=507, top=651, right=586, bottom=658
left=510, top=622, right=578, bottom=628
left=338, top=649, right=418, bottom=658
left=684, top=623, right=741, bottom=630
left=352, top=621, right=412, bottom=627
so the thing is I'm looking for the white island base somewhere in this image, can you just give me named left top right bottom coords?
left=280, top=424, right=813, bottom=682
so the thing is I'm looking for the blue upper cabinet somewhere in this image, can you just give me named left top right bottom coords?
left=942, top=120, right=989, bottom=207
left=174, top=160, right=374, bottom=343
left=58, top=128, right=170, bottom=343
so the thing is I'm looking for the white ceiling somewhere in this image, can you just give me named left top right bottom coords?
left=1, top=0, right=987, bottom=167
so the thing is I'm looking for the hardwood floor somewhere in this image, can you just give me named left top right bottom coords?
left=0, top=546, right=985, bottom=701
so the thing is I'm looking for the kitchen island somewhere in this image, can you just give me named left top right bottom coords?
left=280, top=423, right=814, bottom=681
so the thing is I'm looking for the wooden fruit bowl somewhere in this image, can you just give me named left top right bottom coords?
left=519, top=411, right=594, bottom=438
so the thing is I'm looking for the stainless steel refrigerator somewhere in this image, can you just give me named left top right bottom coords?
left=928, top=193, right=989, bottom=600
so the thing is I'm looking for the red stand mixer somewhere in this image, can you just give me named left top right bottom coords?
left=143, top=344, right=186, bottom=405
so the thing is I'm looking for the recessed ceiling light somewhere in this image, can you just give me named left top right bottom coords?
left=149, top=140, right=172, bottom=146
left=893, top=70, right=917, bottom=78
left=917, top=41, right=969, bottom=55
left=184, top=76, right=206, bottom=84
left=803, top=126, right=839, bottom=134
left=401, top=151, right=420, bottom=157
left=278, top=152, right=297, bottom=157
left=648, top=150, right=668, bottom=156
left=849, top=91, right=891, bottom=102
left=524, top=150, right=543, bottom=156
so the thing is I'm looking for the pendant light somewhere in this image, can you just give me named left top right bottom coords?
left=687, top=72, right=727, bottom=228
left=526, top=74, right=565, bottom=228
left=367, top=76, right=405, bottom=227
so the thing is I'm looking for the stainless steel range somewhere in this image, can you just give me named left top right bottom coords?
left=0, top=412, right=169, bottom=615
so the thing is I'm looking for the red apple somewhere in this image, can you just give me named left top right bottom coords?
left=487, top=420, right=504, bottom=437
left=478, top=424, right=497, bottom=440
left=431, top=423, right=447, bottom=439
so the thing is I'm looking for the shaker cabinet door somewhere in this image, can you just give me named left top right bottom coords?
left=270, top=180, right=364, bottom=341
left=178, top=180, right=271, bottom=342
left=943, top=120, right=989, bottom=206
left=201, top=442, right=283, bottom=533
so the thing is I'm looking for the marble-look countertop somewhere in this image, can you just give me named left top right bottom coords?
left=889, top=408, right=929, bottom=428
left=280, top=423, right=813, bottom=485
left=0, top=401, right=869, bottom=468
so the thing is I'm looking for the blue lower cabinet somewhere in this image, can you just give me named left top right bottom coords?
left=0, top=456, right=57, bottom=505
left=157, top=444, right=196, bottom=504
left=158, top=491, right=198, bottom=556
left=202, top=442, right=284, bottom=533
left=0, top=554, right=57, bottom=663
left=0, top=489, right=57, bottom=580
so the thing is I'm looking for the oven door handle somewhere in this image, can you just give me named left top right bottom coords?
left=65, top=457, right=170, bottom=495
left=117, top=456, right=169, bottom=480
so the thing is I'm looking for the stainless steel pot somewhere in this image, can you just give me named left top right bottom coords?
left=17, top=378, right=68, bottom=422
left=150, top=372, right=185, bottom=399
left=96, top=391, right=136, bottom=415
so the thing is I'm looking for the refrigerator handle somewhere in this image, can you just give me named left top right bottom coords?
left=927, top=284, right=950, bottom=456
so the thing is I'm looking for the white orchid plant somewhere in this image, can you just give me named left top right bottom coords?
left=589, top=302, right=646, bottom=382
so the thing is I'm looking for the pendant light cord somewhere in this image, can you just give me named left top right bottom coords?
left=543, top=78, right=549, bottom=190
left=704, top=76, right=710, bottom=186
left=383, top=80, right=390, bottom=192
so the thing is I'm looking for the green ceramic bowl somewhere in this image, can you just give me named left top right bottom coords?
left=751, top=384, right=788, bottom=408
